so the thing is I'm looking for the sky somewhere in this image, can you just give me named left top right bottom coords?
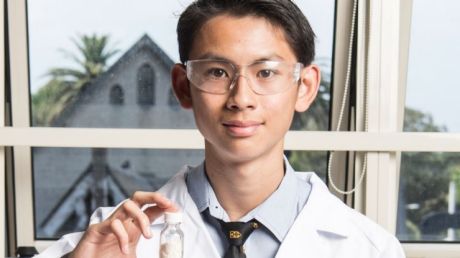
left=27, top=0, right=459, bottom=132
left=405, top=0, right=460, bottom=132
left=27, top=0, right=334, bottom=93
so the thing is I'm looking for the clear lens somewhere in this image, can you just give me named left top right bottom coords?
left=186, top=60, right=302, bottom=95
left=186, top=60, right=233, bottom=94
left=248, top=61, right=301, bottom=94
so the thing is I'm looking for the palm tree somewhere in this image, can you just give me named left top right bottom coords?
left=49, top=34, right=119, bottom=84
left=32, top=34, right=118, bottom=126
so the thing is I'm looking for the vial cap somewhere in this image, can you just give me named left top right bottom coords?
left=165, top=211, right=183, bottom=224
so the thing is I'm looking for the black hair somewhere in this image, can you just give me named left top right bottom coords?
left=177, top=0, right=316, bottom=66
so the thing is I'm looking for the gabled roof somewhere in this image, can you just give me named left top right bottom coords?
left=52, top=34, right=175, bottom=126
left=39, top=162, right=159, bottom=237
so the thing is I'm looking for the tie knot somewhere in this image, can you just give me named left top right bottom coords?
left=219, top=220, right=260, bottom=247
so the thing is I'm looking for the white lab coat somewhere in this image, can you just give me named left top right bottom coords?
left=36, top=165, right=406, bottom=258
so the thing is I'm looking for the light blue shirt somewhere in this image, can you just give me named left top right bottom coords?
left=185, top=159, right=312, bottom=258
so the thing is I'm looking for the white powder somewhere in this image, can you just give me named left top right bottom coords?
left=160, top=239, right=183, bottom=258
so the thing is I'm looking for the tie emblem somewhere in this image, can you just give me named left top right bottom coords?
left=229, top=230, right=242, bottom=239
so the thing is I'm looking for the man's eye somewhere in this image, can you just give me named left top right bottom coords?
left=207, top=68, right=228, bottom=78
left=257, top=69, right=275, bottom=78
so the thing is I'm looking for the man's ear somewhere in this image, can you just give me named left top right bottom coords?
left=171, top=63, right=193, bottom=109
left=295, top=64, right=321, bottom=112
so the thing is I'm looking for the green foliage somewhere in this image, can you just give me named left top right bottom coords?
left=32, top=79, right=73, bottom=126
left=49, top=34, right=119, bottom=83
left=400, top=107, right=460, bottom=240
left=401, top=152, right=450, bottom=226
left=288, top=151, right=328, bottom=177
left=404, top=107, right=447, bottom=132
left=32, top=34, right=118, bottom=126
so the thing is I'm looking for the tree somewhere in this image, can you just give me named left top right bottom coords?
left=31, top=79, right=74, bottom=126
left=32, top=34, right=118, bottom=126
left=49, top=34, right=119, bottom=84
left=398, top=107, right=458, bottom=240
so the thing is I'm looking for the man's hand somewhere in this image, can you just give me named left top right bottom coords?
left=68, top=192, right=177, bottom=258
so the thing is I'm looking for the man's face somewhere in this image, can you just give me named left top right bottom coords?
left=177, top=14, right=318, bottom=162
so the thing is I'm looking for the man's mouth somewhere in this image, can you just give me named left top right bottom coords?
left=222, top=120, right=263, bottom=137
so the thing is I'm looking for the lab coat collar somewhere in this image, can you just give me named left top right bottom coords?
left=297, top=172, right=351, bottom=238
left=153, top=165, right=221, bottom=258
left=154, top=167, right=352, bottom=238
left=275, top=173, right=352, bottom=258
left=153, top=166, right=352, bottom=258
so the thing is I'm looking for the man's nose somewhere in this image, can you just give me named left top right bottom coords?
left=225, top=74, right=258, bottom=111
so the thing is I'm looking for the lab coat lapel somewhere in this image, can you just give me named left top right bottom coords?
left=156, top=166, right=221, bottom=258
left=275, top=173, right=350, bottom=258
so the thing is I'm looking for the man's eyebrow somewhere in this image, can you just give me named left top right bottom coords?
left=193, top=53, right=287, bottom=63
left=194, top=53, right=233, bottom=62
left=253, top=54, right=286, bottom=62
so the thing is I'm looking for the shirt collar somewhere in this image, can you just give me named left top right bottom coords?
left=252, top=160, right=308, bottom=241
left=185, top=162, right=209, bottom=212
left=185, top=158, right=312, bottom=242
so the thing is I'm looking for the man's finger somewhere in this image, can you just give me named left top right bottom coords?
left=110, top=219, right=130, bottom=255
left=131, top=191, right=177, bottom=210
left=143, top=204, right=179, bottom=224
left=121, top=200, right=152, bottom=238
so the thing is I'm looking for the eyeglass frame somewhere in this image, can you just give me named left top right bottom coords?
left=184, top=59, right=304, bottom=95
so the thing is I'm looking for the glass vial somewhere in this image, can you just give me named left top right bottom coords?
left=160, top=211, right=184, bottom=258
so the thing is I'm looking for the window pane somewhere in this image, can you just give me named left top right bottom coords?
left=399, top=0, right=460, bottom=242
left=397, top=152, right=460, bottom=242
left=404, top=0, right=460, bottom=132
left=291, top=0, right=334, bottom=132
left=27, top=0, right=334, bottom=131
left=27, top=0, right=336, bottom=240
left=33, top=148, right=204, bottom=239
left=285, top=151, right=328, bottom=181
left=28, top=0, right=195, bottom=129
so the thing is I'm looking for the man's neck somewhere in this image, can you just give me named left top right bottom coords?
left=204, top=144, right=285, bottom=221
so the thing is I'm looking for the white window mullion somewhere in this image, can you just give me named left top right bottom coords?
left=364, top=0, right=383, bottom=225
left=1, top=128, right=460, bottom=152
left=0, top=147, right=5, bottom=257
left=376, top=0, right=401, bottom=235
left=8, top=0, right=35, bottom=247
left=365, top=0, right=401, bottom=234
left=403, top=244, right=460, bottom=258
left=1, top=0, right=6, bottom=255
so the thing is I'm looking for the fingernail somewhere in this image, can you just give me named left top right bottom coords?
left=123, top=244, right=130, bottom=255
left=147, top=228, right=152, bottom=238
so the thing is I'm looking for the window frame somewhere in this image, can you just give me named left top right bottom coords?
left=1, top=0, right=6, bottom=255
left=3, top=0, right=460, bottom=257
left=137, top=63, right=155, bottom=106
left=109, top=84, right=125, bottom=105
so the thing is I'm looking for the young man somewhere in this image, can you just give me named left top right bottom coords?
left=37, top=1, right=405, bottom=257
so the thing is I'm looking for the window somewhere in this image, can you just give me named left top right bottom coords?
left=397, top=152, right=460, bottom=241
left=109, top=84, right=124, bottom=105
left=20, top=0, right=337, bottom=241
left=5, top=0, right=339, bottom=253
left=34, top=147, right=204, bottom=239
left=136, top=63, right=155, bottom=106
left=397, top=0, right=460, bottom=243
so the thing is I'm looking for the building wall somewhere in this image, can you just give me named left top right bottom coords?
left=33, top=39, right=204, bottom=238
